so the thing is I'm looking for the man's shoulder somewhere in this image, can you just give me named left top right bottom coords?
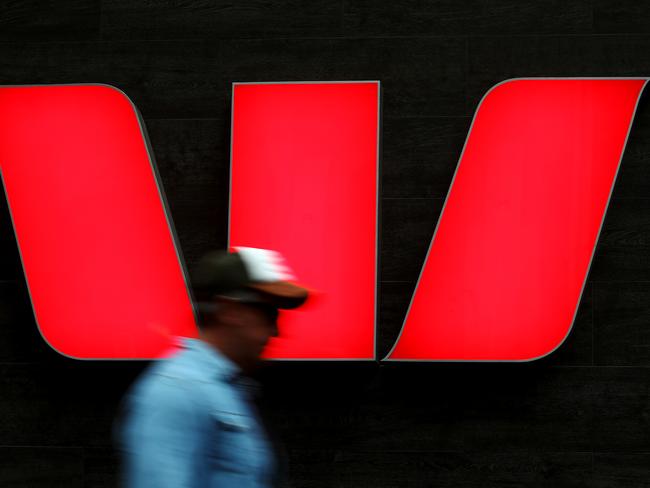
left=150, top=347, right=204, bottom=380
left=127, top=350, right=210, bottom=401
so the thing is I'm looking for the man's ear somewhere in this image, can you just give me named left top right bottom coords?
left=212, top=296, right=242, bottom=326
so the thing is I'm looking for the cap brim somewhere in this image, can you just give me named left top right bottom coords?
left=247, top=281, right=309, bottom=309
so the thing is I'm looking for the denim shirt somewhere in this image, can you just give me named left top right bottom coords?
left=115, top=337, right=277, bottom=488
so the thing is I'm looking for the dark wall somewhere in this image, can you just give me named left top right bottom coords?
left=1, top=1, right=650, bottom=486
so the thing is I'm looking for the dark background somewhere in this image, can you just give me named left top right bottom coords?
left=1, top=1, right=650, bottom=486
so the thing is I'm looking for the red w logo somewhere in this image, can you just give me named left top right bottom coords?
left=0, top=79, right=644, bottom=361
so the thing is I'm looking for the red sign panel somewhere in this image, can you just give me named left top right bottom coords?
left=386, top=79, right=646, bottom=360
left=0, top=85, right=197, bottom=359
left=229, top=82, right=380, bottom=359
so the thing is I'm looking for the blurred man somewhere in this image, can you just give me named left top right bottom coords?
left=115, top=247, right=309, bottom=488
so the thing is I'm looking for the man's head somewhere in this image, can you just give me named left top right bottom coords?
left=190, top=247, right=309, bottom=370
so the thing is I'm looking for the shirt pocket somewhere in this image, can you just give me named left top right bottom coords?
left=214, top=410, right=251, bottom=432
left=208, top=410, right=255, bottom=473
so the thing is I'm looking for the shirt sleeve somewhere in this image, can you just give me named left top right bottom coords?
left=117, top=375, right=203, bottom=488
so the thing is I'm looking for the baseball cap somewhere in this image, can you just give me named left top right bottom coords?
left=190, top=247, right=309, bottom=310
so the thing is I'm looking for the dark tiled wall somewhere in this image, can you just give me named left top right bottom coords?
left=1, top=1, right=649, bottom=486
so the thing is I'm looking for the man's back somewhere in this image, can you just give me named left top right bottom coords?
left=115, top=337, right=277, bottom=488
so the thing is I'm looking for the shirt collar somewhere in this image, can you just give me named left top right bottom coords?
left=175, top=337, right=262, bottom=398
left=176, top=336, right=242, bottom=383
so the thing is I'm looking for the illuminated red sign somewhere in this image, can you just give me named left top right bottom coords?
left=0, top=79, right=645, bottom=361
left=386, top=79, right=646, bottom=361
left=230, top=82, right=379, bottom=359
left=0, top=85, right=197, bottom=359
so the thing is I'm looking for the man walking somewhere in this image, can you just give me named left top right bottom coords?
left=115, top=247, right=310, bottom=487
